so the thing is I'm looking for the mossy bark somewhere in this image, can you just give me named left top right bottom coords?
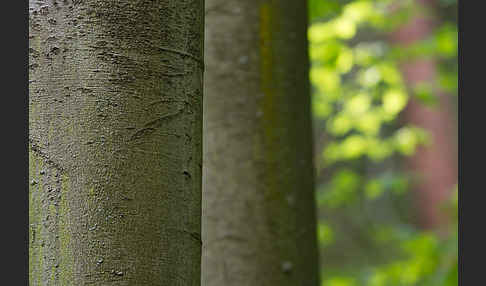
left=29, top=0, right=204, bottom=285
left=202, top=1, right=320, bottom=285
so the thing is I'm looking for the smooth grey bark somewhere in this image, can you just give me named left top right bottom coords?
left=29, top=0, right=203, bottom=285
left=202, top=1, right=320, bottom=285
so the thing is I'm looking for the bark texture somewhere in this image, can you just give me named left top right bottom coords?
left=29, top=0, right=204, bottom=285
left=202, top=1, right=319, bottom=285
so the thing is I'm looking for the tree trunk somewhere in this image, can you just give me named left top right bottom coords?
left=202, top=1, right=319, bottom=285
left=29, top=0, right=204, bottom=285
left=391, top=0, right=457, bottom=231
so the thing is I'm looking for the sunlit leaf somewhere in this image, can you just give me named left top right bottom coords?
left=342, top=1, right=374, bottom=23
left=341, top=135, right=368, bottom=159
left=393, top=126, right=428, bottom=155
left=359, top=66, right=382, bottom=87
left=311, top=67, right=341, bottom=93
left=336, top=47, right=354, bottom=73
left=333, top=17, right=357, bottom=39
left=345, top=93, right=371, bottom=115
left=356, top=112, right=381, bottom=135
left=328, top=114, right=353, bottom=135
left=382, top=89, right=408, bottom=115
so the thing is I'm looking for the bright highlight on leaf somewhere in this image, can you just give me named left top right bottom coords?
left=333, top=18, right=357, bottom=39
left=382, top=89, right=408, bottom=115
left=345, top=93, right=371, bottom=116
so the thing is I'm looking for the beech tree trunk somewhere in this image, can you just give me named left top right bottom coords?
left=202, top=1, right=320, bottom=285
left=391, top=0, right=457, bottom=231
left=29, top=0, right=204, bottom=285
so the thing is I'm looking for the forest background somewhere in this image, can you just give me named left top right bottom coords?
left=308, top=0, right=457, bottom=285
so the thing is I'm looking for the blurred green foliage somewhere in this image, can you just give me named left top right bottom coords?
left=308, top=0, right=457, bottom=285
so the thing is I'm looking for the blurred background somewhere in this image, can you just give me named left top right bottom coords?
left=307, top=0, right=458, bottom=285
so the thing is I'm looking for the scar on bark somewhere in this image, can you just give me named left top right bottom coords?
left=204, top=233, right=248, bottom=248
left=159, top=63, right=192, bottom=77
left=129, top=108, right=185, bottom=142
left=29, top=138, right=64, bottom=173
left=145, top=99, right=187, bottom=109
left=161, top=71, right=192, bottom=77
left=170, top=228, right=202, bottom=245
left=157, top=47, right=204, bottom=68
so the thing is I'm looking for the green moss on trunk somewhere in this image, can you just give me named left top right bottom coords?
left=203, top=0, right=319, bottom=285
